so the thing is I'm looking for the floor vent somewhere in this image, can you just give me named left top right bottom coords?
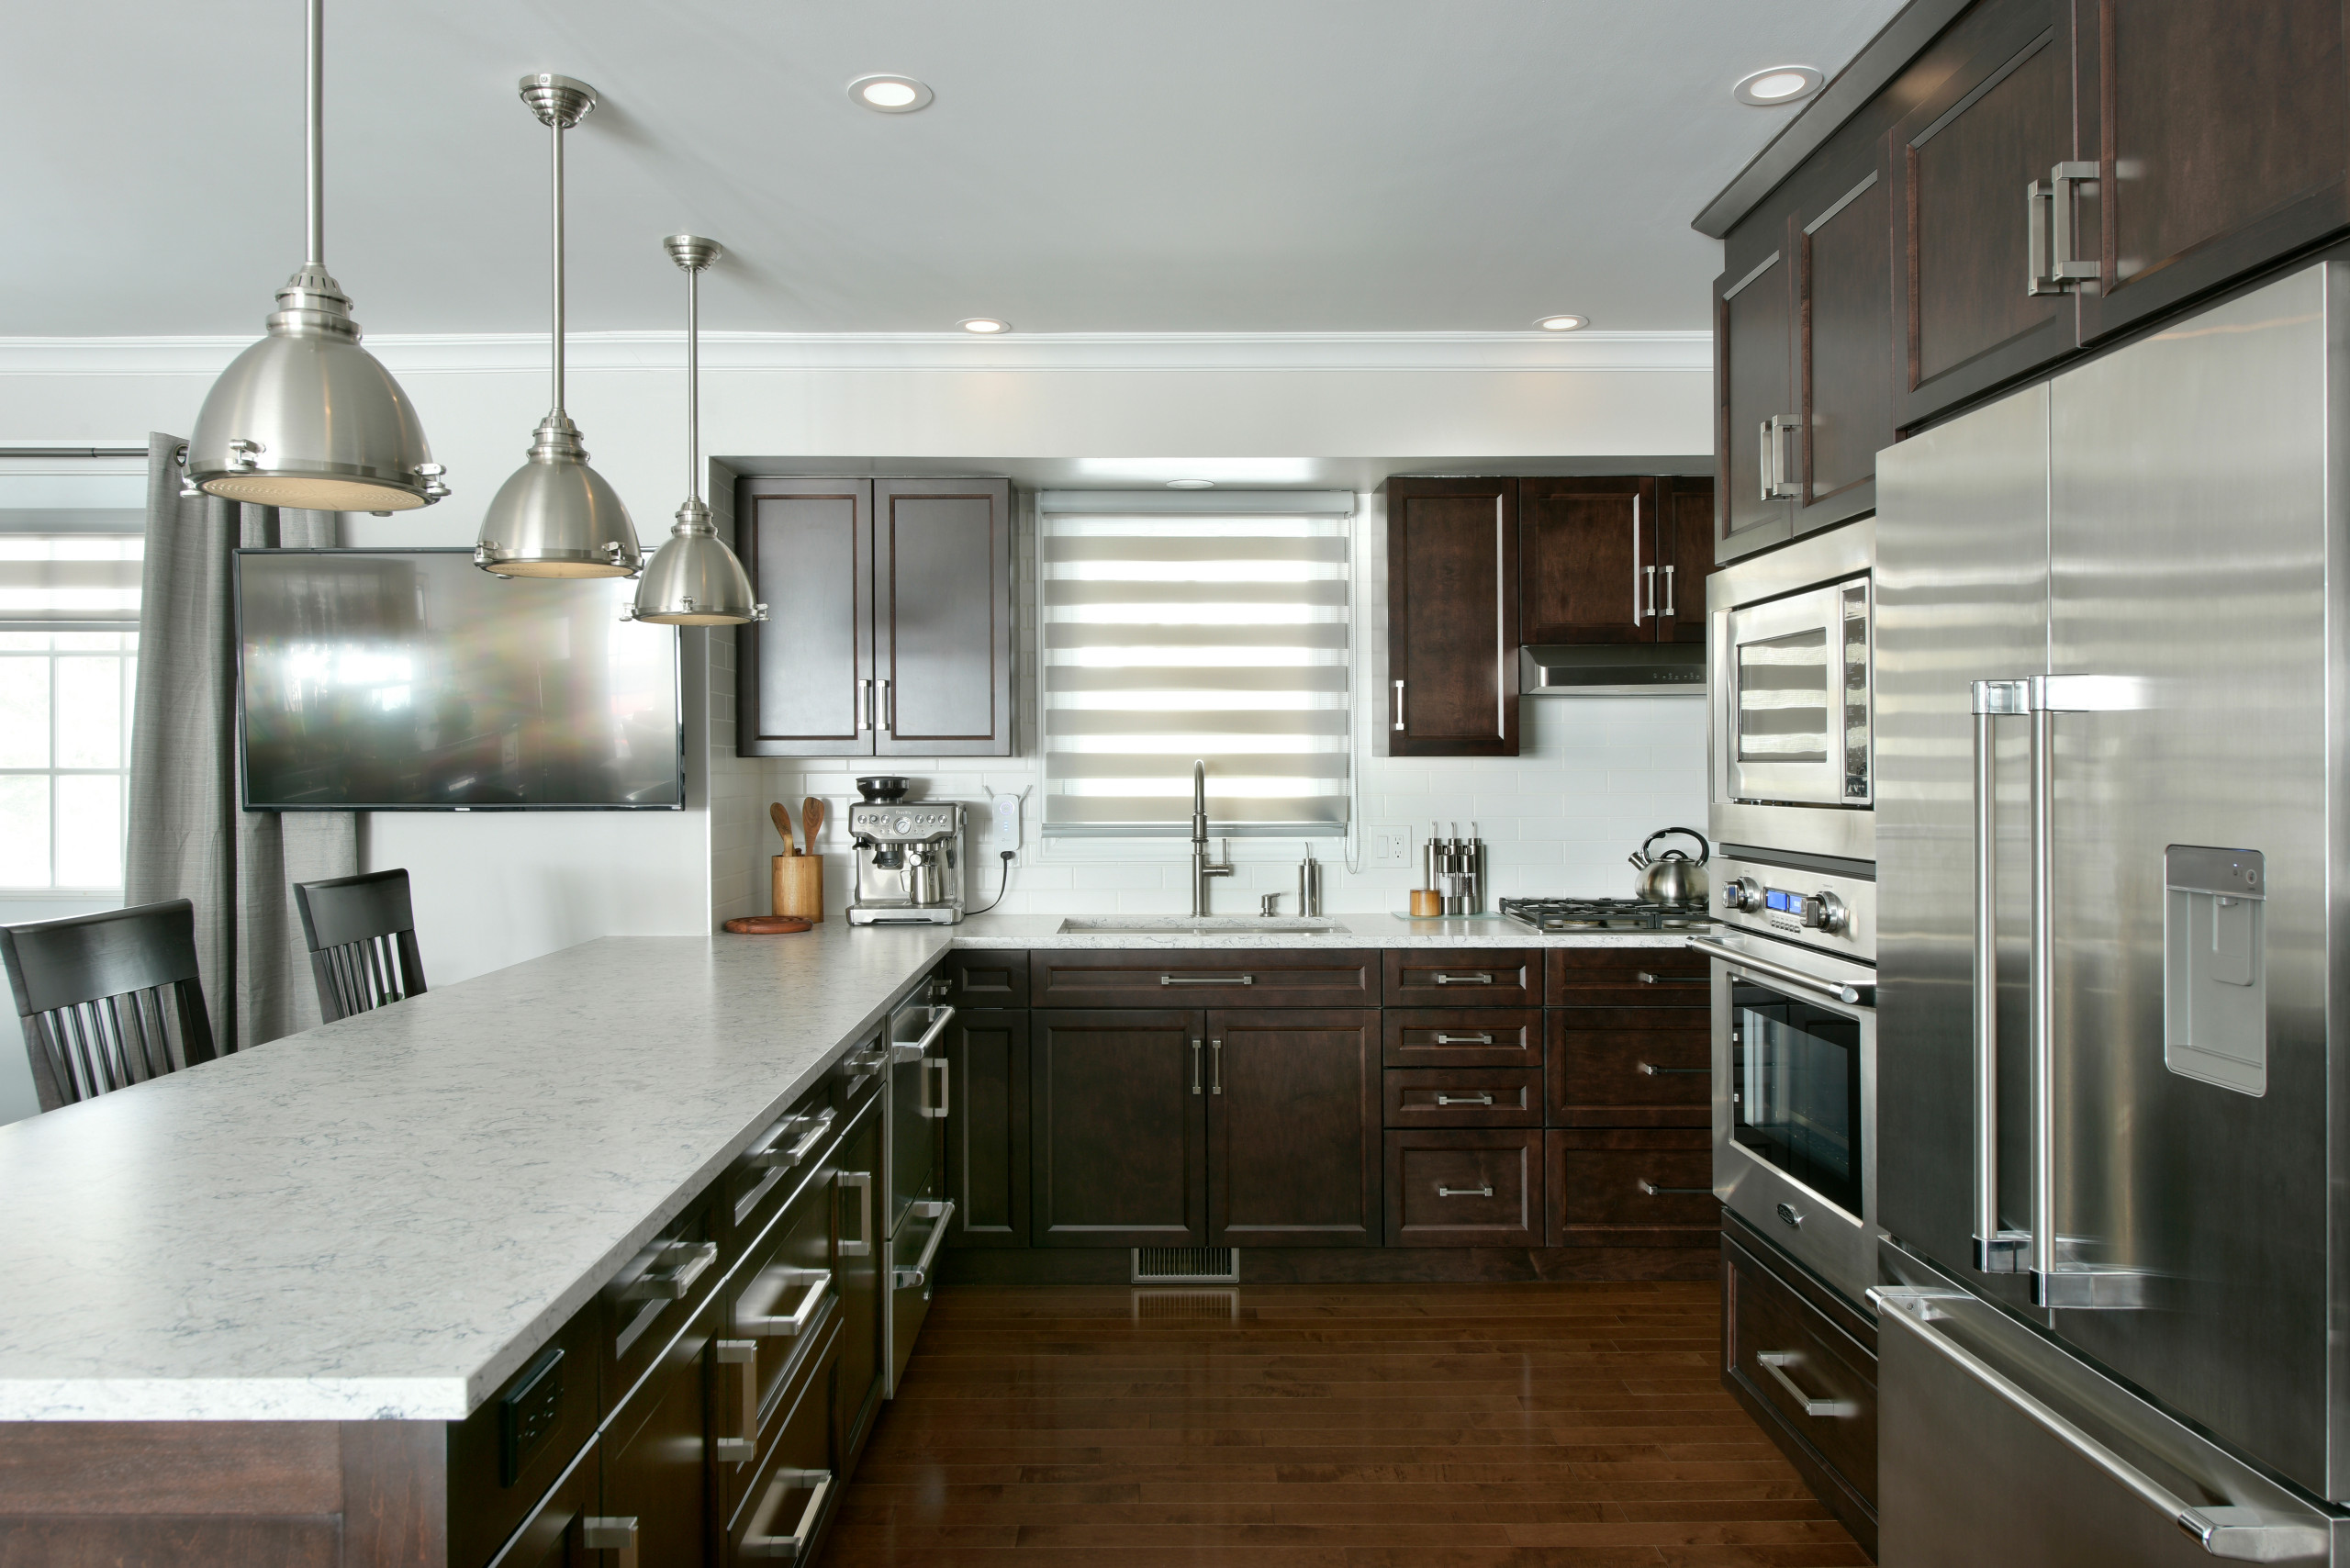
left=1131, top=1247, right=1239, bottom=1284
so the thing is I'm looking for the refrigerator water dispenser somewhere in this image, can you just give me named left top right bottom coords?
left=2162, top=846, right=2266, bottom=1094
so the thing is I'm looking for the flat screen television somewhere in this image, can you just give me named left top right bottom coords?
left=234, top=548, right=683, bottom=811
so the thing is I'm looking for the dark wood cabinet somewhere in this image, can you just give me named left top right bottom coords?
left=1546, top=1128, right=1716, bottom=1248
left=1382, top=948, right=1538, bottom=1008
left=1519, top=476, right=1656, bottom=644
left=945, top=1008, right=1028, bottom=1248
left=600, top=1303, right=717, bottom=1568
left=1654, top=476, right=1714, bottom=643
left=1545, top=1008, right=1711, bottom=1128
left=1031, top=1010, right=1207, bottom=1247
left=1383, top=1128, right=1543, bottom=1248
left=1028, top=949, right=1378, bottom=1010
left=826, top=1096, right=886, bottom=1462
left=735, top=476, right=1012, bottom=758
left=1715, top=236, right=1797, bottom=562
left=1208, top=1010, right=1380, bottom=1248
left=1381, top=1008, right=1542, bottom=1070
left=1386, top=476, right=1518, bottom=756
left=1793, top=142, right=1895, bottom=532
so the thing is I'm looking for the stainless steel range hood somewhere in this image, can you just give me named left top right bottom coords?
left=1517, top=642, right=1707, bottom=696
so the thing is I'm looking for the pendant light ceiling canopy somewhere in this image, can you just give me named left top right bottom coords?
left=631, top=236, right=767, bottom=626
left=187, top=0, right=444, bottom=514
left=475, top=73, right=641, bottom=579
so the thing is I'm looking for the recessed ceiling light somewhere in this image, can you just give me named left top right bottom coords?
left=1734, top=65, right=1824, bottom=106
left=849, top=74, right=933, bottom=113
left=1534, top=314, right=1588, bottom=331
left=957, top=317, right=1010, bottom=334
left=1166, top=479, right=1214, bottom=489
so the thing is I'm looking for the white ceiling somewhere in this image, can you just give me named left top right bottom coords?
left=5, top=1, right=1902, bottom=339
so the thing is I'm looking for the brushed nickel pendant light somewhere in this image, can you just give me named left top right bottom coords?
left=186, top=0, right=445, bottom=513
left=629, top=236, right=765, bottom=625
left=474, top=74, right=641, bottom=578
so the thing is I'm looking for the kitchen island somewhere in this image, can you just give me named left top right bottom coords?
left=0, top=913, right=1714, bottom=1565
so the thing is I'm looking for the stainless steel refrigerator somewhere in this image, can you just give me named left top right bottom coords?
left=1874, top=260, right=2350, bottom=1563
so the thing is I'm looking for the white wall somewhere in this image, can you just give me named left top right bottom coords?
left=0, top=330, right=1710, bottom=994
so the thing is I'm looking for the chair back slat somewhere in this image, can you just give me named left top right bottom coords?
left=294, top=870, right=426, bottom=1025
left=1, top=901, right=218, bottom=1114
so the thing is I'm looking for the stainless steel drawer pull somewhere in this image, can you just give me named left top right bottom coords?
left=623, top=1239, right=718, bottom=1302
left=1638, top=1062, right=1711, bottom=1077
left=583, top=1516, right=640, bottom=1568
left=923, top=1055, right=950, bottom=1119
left=741, top=1266, right=832, bottom=1338
left=1437, top=1183, right=1494, bottom=1198
left=1210, top=1037, right=1223, bottom=1095
left=1161, top=974, right=1254, bottom=986
left=1636, top=971, right=1709, bottom=987
left=1191, top=1037, right=1203, bottom=1095
left=894, top=1199, right=957, bottom=1290
left=715, top=1340, right=759, bottom=1464
left=742, top=1468, right=833, bottom=1561
left=837, top=1170, right=874, bottom=1258
left=749, top=1107, right=836, bottom=1170
left=1756, top=1350, right=1855, bottom=1418
left=1430, top=1032, right=1494, bottom=1045
left=1434, top=1092, right=1494, bottom=1106
left=1393, top=678, right=1405, bottom=731
left=1639, top=1179, right=1714, bottom=1196
left=1432, top=972, right=1494, bottom=985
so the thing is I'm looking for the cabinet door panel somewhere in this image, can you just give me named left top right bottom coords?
left=737, top=478, right=872, bottom=756
left=874, top=478, right=1012, bottom=756
left=1031, top=1010, right=1206, bottom=1247
left=946, top=1009, right=1029, bottom=1248
left=1208, top=1009, right=1379, bottom=1247
left=601, top=1308, right=714, bottom=1568
left=1545, top=1008, right=1712, bottom=1128
left=1518, top=477, right=1655, bottom=644
left=1893, top=6, right=2077, bottom=425
left=1655, top=476, right=1713, bottom=644
left=484, top=1439, right=594, bottom=1568
left=1546, top=1128, right=1715, bottom=1248
left=1798, top=156, right=1894, bottom=529
left=826, top=1097, right=885, bottom=1462
left=1717, top=246, right=1795, bottom=561
left=1386, top=477, right=1518, bottom=756
left=2076, top=0, right=2350, bottom=341
left=1383, top=1128, right=1543, bottom=1247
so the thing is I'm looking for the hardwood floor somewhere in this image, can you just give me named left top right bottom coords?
left=827, top=1279, right=1864, bottom=1567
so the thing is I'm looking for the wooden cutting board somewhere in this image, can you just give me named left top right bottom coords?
left=722, top=916, right=813, bottom=935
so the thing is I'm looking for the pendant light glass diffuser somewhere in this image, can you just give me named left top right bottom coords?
left=187, top=0, right=444, bottom=512
left=474, top=74, right=640, bottom=578
left=630, top=236, right=766, bottom=625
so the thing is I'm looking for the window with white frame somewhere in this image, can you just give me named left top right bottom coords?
left=0, top=454, right=146, bottom=892
left=1037, top=490, right=1352, bottom=836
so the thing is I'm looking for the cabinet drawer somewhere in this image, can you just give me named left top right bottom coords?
left=1546, top=946, right=1710, bottom=1006
left=725, top=1310, right=842, bottom=1558
left=1382, top=948, right=1538, bottom=1007
left=726, top=1085, right=842, bottom=1247
left=1382, top=1068, right=1540, bottom=1128
left=1381, top=1008, right=1540, bottom=1068
left=1545, top=1008, right=1712, bottom=1127
left=1383, top=1129, right=1543, bottom=1247
left=448, top=1305, right=599, bottom=1568
left=1029, top=949, right=1377, bottom=1008
left=728, top=1158, right=839, bottom=1439
left=603, top=1192, right=723, bottom=1401
left=1724, top=1229, right=1877, bottom=1507
left=937, top=950, right=1028, bottom=1008
left=1546, top=1128, right=1716, bottom=1248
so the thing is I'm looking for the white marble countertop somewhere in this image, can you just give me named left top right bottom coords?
left=951, top=911, right=1715, bottom=947
left=0, top=913, right=1707, bottom=1424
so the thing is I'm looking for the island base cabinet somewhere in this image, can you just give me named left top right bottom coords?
left=599, top=1299, right=719, bottom=1568
left=488, top=1439, right=597, bottom=1567
left=828, top=1096, right=887, bottom=1465
left=724, top=1315, right=843, bottom=1568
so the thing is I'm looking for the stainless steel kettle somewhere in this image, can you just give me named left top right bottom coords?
left=1630, top=827, right=1710, bottom=904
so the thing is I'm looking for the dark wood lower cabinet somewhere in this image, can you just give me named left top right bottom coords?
left=492, top=1440, right=596, bottom=1567
left=1383, top=1128, right=1544, bottom=1247
left=1547, top=1128, right=1717, bottom=1248
left=945, top=1008, right=1028, bottom=1247
left=1545, top=1007, right=1711, bottom=1127
left=1031, top=1009, right=1207, bottom=1247
left=1209, top=1010, right=1379, bottom=1247
left=600, top=1302, right=717, bottom=1568
left=827, top=1096, right=887, bottom=1463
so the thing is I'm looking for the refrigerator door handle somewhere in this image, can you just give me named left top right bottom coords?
left=1970, top=679, right=2032, bottom=1274
left=1875, top=1290, right=2331, bottom=1563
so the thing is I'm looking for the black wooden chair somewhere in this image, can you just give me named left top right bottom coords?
left=0, top=899, right=217, bottom=1113
left=294, top=868, right=427, bottom=1024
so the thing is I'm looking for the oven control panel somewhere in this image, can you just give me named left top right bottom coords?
left=1715, top=855, right=1874, bottom=961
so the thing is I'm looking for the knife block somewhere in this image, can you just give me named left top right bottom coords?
left=772, top=855, right=822, bottom=923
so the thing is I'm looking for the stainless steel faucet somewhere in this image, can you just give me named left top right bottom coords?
left=1190, top=758, right=1232, bottom=917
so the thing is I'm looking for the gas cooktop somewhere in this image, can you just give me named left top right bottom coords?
left=1498, top=896, right=1718, bottom=933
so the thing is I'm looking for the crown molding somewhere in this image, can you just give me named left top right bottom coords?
left=0, top=330, right=1711, bottom=378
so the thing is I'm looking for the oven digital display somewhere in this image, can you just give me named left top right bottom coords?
left=1764, top=889, right=1804, bottom=915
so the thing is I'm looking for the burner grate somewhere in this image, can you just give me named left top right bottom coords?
left=1497, top=896, right=1718, bottom=934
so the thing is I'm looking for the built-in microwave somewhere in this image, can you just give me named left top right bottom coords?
left=1708, top=520, right=1874, bottom=862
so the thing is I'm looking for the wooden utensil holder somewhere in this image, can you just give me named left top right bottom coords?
left=772, top=855, right=822, bottom=922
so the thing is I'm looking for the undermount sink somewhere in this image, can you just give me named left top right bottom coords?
left=1058, top=916, right=1352, bottom=935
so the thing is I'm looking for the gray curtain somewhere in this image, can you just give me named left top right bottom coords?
left=126, top=432, right=355, bottom=1052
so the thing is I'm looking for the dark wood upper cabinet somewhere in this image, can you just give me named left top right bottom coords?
left=1795, top=145, right=1895, bottom=532
left=2073, top=0, right=2350, bottom=342
left=1386, top=476, right=1519, bottom=756
left=1207, top=1010, right=1380, bottom=1248
left=1519, top=476, right=1657, bottom=644
left=1655, top=476, right=1714, bottom=643
left=1890, top=0, right=2077, bottom=428
left=1030, top=1010, right=1207, bottom=1248
left=735, top=475, right=1012, bottom=758
left=1715, top=239, right=1797, bottom=563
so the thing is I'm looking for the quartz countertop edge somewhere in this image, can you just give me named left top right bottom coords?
left=0, top=912, right=1709, bottom=1423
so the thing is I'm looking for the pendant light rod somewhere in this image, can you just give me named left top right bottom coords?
left=685, top=254, right=699, bottom=501
left=306, top=0, right=324, bottom=266
left=550, top=108, right=565, bottom=415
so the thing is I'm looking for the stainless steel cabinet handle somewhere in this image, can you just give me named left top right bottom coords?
left=880, top=677, right=894, bottom=734
left=1639, top=1179, right=1715, bottom=1196
left=837, top=1170, right=874, bottom=1259
left=1210, top=1037, right=1223, bottom=1095
left=1638, top=1062, right=1710, bottom=1077
left=1437, top=1183, right=1494, bottom=1198
left=1636, top=970, right=1708, bottom=987
left=748, top=1107, right=836, bottom=1170
left=2027, top=162, right=2101, bottom=295
left=1642, top=564, right=1658, bottom=623
left=1392, top=678, right=1406, bottom=732
left=2027, top=175, right=2054, bottom=295
left=741, top=1468, right=833, bottom=1561
left=1662, top=564, right=1676, bottom=618
left=1758, top=418, right=1777, bottom=502
left=1874, top=1290, right=2329, bottom=1562
left=1161, top=974, right=1253, bottom=987
left=923, top=1055, right=950, bottom=1119
left=1430, top=1032, right=1494, bottom=1045
left=741, top=1266, right=832, bottom=1338
left=1687, top=936, right=1871, bottom=1007
left=857, top=678, right=872, bottom=734
left=715, top=1339, right=759, bottom=1463
left=1755, top=1350, right=1854, bottom=1417
left=623, top=1239, right=717, bottom=1302
left=1760, top=415, right=1801, bottom=500
left=1432, top=971, right=1494, bottom=985
left=582, top=1516, right=640, bottom=1568
left=1190, top=1037, right=1203, bottom=1095
left=1433, top=1092, right=1494, bottom=1106
left=894, top=1199, right=957, bottom=1290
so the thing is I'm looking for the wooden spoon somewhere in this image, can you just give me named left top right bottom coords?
left=769, top=801, right=796, bottom=856
left=801, top=797, right=825, bottom=856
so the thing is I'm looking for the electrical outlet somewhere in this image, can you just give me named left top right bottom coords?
left=1368, top=823, right=1412, bottom=868
left=990, top=792, right=1024, bottom=857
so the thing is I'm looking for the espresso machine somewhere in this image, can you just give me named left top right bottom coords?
left=846, top=783, right=968, bottom=925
